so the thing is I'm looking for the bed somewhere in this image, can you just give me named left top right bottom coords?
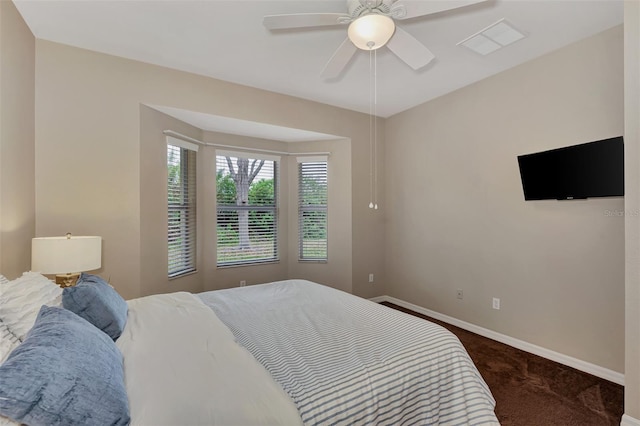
left=0, top=273, right=499, bottom=426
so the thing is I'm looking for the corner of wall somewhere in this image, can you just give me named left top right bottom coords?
left=624, top=0, right=640, bottom=421
left=0, top=0, right=36, bottom=278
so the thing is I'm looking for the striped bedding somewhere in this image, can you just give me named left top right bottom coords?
left=198, top=279, right=499, bottom=426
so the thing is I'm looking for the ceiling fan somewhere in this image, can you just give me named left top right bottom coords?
left=263, top=0, right=487, bottom=79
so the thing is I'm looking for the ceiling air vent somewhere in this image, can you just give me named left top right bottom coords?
left=458, top=19, right=526, bottom=56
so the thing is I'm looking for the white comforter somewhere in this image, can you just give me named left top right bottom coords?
left=116, top=291, right=303, bottom=426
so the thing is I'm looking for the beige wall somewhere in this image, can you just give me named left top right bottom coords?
left=624, top=0, right=640, bottom=421
left=0, top=0, right=35, bottom=279
left=34, top=40, right=384, bottom=300
left=385, top=26, right=625, bottom=373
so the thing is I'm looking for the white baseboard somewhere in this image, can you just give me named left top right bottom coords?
left=621, top=414, right=640, bottom=426
left=372, top=295, right=625, bottom=386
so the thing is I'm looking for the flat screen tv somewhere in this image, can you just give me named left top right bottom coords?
left=517, top=136, right=624, bottom=201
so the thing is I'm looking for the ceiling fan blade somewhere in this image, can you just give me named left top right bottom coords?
left=393, top=0, right=487, bottom=20
left=386, top=27, right=435, bottom=70
left=263, top=13, right=350, bottom=30
left=321, top=38, right=357, bottom=79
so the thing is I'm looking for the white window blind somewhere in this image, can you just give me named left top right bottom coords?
left=298, top=159, right=328, bottom=261
left=167, top=143, right=197, bottom=278
left=216, top=153, right=279, bottom=266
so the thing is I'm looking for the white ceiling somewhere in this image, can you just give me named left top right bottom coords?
left=14, top=0, right=623, bottom=119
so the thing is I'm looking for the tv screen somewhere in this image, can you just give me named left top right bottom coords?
left=517, top=136, right=624, bottom=200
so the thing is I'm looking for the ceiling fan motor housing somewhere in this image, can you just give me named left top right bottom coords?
left=349, top=0, right=396, bottom=19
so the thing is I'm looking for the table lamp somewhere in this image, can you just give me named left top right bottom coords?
left=31, top=233, right=102, bottom=287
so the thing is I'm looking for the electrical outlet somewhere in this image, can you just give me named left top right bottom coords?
left=368, top=273, right=374, bottom=283
left=456, top=289, right=463, bottom=300
left=240, top=280, right=246, bottom=287
left=492, top=297, right=500, bottom=310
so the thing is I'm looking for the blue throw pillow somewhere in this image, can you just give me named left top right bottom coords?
left=63, top=273, right=128, bottom=340
left=0, top=306, right=130, bottom=426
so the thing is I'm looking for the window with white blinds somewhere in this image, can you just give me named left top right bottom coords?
left=167, top=142, right=197, bottom=278
left=298, top=158, right=328, bottom=261
left=216, top=152, right=279, bottom=266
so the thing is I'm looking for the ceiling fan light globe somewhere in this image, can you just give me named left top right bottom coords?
left=348, top=14, right=395, bottom=50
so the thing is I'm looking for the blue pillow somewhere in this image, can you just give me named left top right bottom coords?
left=0, top=306, right=130, bottom=426
left=63, top=273, right=128, bottom=340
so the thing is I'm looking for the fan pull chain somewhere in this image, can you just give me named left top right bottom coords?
left=368, top=46, right=379, bottom=210
left=369, top=48, right=374, bottom=209
left=374, top=48, right=378, bottom=210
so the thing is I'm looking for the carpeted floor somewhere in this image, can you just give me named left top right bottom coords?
left=381, top=302, right=624, bottom=425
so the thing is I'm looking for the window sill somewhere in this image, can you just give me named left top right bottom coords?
left=216, top=260, right=280, bottom=269
left=168, top=269, right=198, bottom=281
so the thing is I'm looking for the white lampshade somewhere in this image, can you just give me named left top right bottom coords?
left=32, top=235, right=102, bottom=274
left=348, top=14, right=395, bottom=50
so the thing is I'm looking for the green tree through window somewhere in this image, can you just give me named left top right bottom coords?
left=216, top=155, right=278, bottom=266
left=168, top=143, right=196, bottom=277
left=298, top=160, right=328, bottom=261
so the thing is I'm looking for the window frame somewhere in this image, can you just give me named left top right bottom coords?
left=297, top=157, right=328, bottom=262
left=215, top=151, right=280, bottom=267
left=167, top=138, right=198, bottom=279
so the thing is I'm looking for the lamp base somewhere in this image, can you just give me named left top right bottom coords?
left=55, top=273, right=80, bottom=288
